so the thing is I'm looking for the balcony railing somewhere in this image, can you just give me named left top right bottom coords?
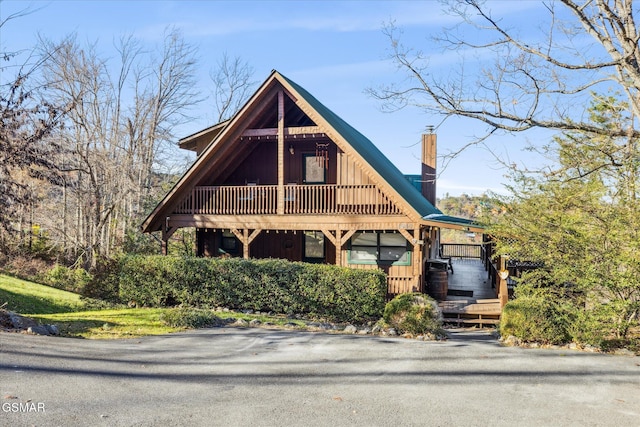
left=173, top=184, right=402, bottom=216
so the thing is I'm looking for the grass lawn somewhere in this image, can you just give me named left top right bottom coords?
left=0, top=273, right=88, bottom=314
left=31, top=308, right=183, bottom=339
left=0, top=274, right=307, bottom=339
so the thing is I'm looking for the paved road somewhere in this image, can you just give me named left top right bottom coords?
left=1, top=327, right=639, bottom=426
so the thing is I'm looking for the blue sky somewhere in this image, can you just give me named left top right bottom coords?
left=1, top=0, right=552, bottom=197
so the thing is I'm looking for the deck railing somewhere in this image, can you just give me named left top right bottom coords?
left=174, top=184, right=402, bottom=216
left=440, top=243, right=483, bottom=259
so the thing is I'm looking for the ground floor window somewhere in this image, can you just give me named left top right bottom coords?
left=304, top=231, right=325, bottom=262
left=220, top=230, right=239, bottom=254
left=348, top=231, right=411, bottom=265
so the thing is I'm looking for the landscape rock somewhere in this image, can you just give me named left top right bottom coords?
left=343, top=325, right=357, bottom=334
left=27, top=325, right=51, bottom=335
left=45, top=325, right=60, bottom=335
left=233, top=319, right=248, bottom=327
left=249, top=319, right=261, bottom=327
left=613, top=348, right=636, bottom=357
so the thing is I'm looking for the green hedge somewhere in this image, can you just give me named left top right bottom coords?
left=114, top=255, right=386, bottom=323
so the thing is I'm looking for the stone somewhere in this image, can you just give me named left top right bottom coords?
left=387, top=328, right=397, bottom=336
left=357, top=327, right=371, bottom=335
left=343, top=325, right=357, bottom=334
left=27, top=325, right=50, bottom=336
left=613, top=348, right=636, bottom=357
left=233, top=319, right=248, bottom=327
left=502, top=335, right=521, bottom=346
left=371, top=324, right=382, bottom=334
left=45, top=325, right=60, bottom=335
left=249, top=319, right=261, bottom=327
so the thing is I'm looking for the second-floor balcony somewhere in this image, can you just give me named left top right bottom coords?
left=173, top=184, right=403, bottom=216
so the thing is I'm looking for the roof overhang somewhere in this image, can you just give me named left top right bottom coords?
left=421, top=214, right=485, bottom=233
left=178, top=120, right=229, bottom=153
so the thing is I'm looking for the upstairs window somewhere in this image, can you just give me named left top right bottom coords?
left=348, top=231, right=411, bottom=265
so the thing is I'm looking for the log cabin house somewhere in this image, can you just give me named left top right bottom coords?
left=141, top=70, right=483, bottom=297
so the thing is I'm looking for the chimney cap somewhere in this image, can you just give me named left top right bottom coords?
left=426, top=125, right=434, bottom=134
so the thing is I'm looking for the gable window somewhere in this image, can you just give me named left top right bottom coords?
left=348, top=231, right=410, bottom=265
left=303, top=154, right=326, bottom=184
left=304, top=231, right=325, bottom=263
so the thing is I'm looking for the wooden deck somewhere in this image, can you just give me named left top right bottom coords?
left=437, top=258, right=501, bottom=327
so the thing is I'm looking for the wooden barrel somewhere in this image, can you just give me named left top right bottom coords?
left=426, top=268, right=448, bottom=301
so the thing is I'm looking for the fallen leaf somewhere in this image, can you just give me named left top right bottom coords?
left=332, top=396, right=343, bottom=402
left=4, top=395, right=18, bottom=400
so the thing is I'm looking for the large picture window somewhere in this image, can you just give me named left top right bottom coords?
left=348, top=231, right=410, bottom=265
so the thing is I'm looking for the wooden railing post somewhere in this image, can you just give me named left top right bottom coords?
left=498, top=255, right=509, bottom=308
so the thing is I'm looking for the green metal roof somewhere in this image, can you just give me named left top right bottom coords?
left=280, top=73, right=442, bottom=218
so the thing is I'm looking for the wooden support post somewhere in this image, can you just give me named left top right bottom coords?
left=161, top=221, right=177, bottom=256
left=230, top=228, right=261, bottom=259
left=277, top=90, right=285, bottom=215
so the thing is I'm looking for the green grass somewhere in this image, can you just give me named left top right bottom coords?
left=0, top=273, right=89, bottom=314
left=0, top=274, right=309, bottom=339
left=31, top=308, right=183, bottom=339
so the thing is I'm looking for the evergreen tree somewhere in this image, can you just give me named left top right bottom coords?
left=490, top=95, right=640, bottom=342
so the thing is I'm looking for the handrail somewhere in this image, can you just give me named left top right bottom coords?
left=440, top=243, right=483, bottom=259
left=173, top=184, right=403, bottom=216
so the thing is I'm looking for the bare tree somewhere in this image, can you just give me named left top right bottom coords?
left=210, top=53, right=256, bottom=122
left=37, top=28, right=200, bottom=267
left=0, top=10, right=71, bottom=245
left=371, top=0, right=640, bottom=145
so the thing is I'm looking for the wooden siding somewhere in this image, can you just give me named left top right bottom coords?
left=337, top=151, right=375, bottom=186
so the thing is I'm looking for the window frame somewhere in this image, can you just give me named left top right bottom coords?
left=347, top=231, right=411, bottom=266
left=303, top=154, right=326, bottom=184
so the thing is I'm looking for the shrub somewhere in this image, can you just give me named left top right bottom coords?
left=43, top=265, right=92, bottom=293
left=116, top=255, right=387, bottom=324
left=82, top=257, right=122, bottom=303
left=383, top=293, right=445, bottom=337
left=499, top=295, right=574, bottom=345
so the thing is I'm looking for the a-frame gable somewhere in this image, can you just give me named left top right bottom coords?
left=142, top=70, right=439, bottom=233
left=276, top=73, right=441, bottom=222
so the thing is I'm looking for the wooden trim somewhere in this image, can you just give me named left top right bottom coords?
left=397, top=228, right=415, bottom=244
left=320, top=229, right=338, bottom=247
left=242, top=126, right=322, bottom=137
left=230, top=228, right=262, bottom=259
left=167, top=214, right=417, bottom=230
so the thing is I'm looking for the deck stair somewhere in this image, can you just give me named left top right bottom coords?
left=439, top=298, right=501, bottom=327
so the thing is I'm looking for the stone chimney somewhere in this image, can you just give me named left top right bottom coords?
left=421, top=133, right=437, bottom=206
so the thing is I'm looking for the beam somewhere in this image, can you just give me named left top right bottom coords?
left=169, top=214, right=413, bottom=228
left=241, top=126, right=322, bottom=137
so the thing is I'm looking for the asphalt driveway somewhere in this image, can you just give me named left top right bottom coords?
left=1, top=328, right=639, bottom=426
